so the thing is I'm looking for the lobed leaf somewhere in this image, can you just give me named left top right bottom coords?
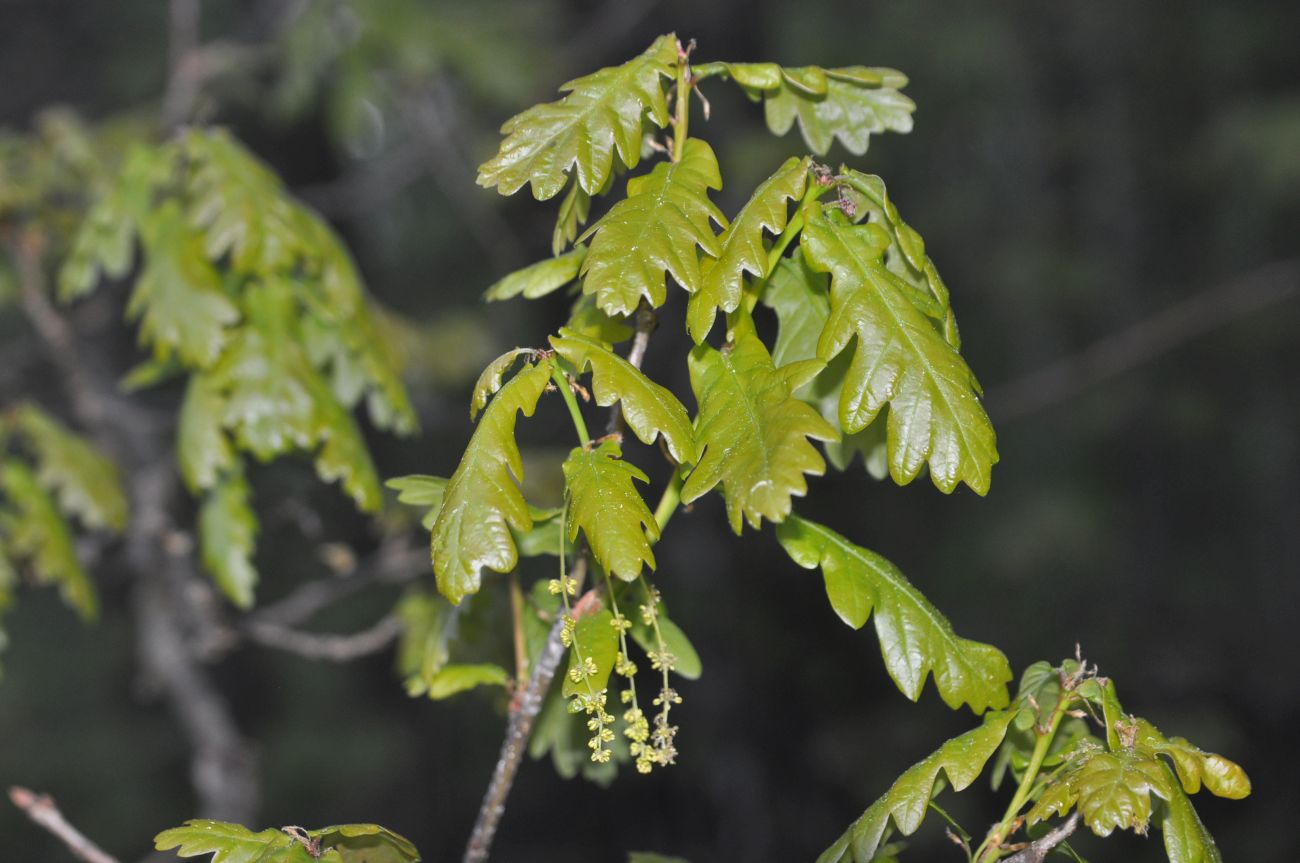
left=551, top=328, right=696, bottom=463
left=1134, top=718, right=1251, bottom=800
left=687, top=156, right=809, bottom=342
left=579, top=137, right=726, bottom=315
left=681, top=316, right=837, bottom=533
left=802, top=213, right=998, bottom=494
left=13, top=404, right=128, bottom=532
left=777, top=515, right=1011, bottom=713
left=1028, top=748, right=1174, bottom=838
left=154, top=821, right=307, bottom=863
left=177, top=373, right=236, bottom=493
left=198, top=469, right=258, bottom=608
left=307, top=824, right=421, bottom=863
left=484, top=247, right=586, bottom=302
left=0, top=460, right=96, bottom=619
left=562, top=440, right=659, bottom=580
left=477, top=34, right=677, bottom=200
left=431, top=360, right=552, bottom=604
left=818, top=710, right=1015, bottom=863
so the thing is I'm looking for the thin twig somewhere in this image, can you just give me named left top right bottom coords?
left=986, top=259, right=1300, bottom=422
left=462, top=557, right=588, bottom=863
left=239, top=613, right=403, bottom=662
left=1000, top=813, right=1080, bottom=863
left=9, top=786, right=122, bottom=863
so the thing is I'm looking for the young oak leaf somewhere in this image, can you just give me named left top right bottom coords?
left=776, top=515, right=1012, bottom=714
left=1133, top=718, right=1252, bottom=800
left=687, top=156, right=810, bottom=343
left=470, top=348, right=532, bottom=420
left=562, top=439, right=659, bottom=580
left=550, top=329, right=696, bottom=463
left=0, top=460, right=96, bottom=620
left=13, top=404, right=128, bottom=532
left=765, top=67, right=914, bottom=156
left=1027, top=748, right=1175, bottom=838
left=818, top=709, right=1015, bottom=863
left=579, top=137, right=726, bottom=316
left=1159, top=766, right=1227, bottom=863
left=477, top=34, right=677, bottom=200
left=681, top=316, right=837, bottom=533
left=802, top=213, right=998, bottom=494
left=431, top=360, right=552, bottom=604
left=198, top=468, right=258, bottom=609
left=155, top=820, right=310, bottom=863
left=484, top=247, right=587, bottom=303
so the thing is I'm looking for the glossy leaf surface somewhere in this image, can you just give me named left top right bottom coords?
left=562, top=440, right=659, bottom=580
left=484, top=246, right=586, bottom=302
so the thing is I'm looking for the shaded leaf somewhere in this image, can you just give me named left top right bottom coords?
left=687, top=156, right=809, bottom=342
left=178, top=373, right=236, bottom=493
left=1159, top=765, right=1225, bottom=863
left=777, top=515, right=1011, bottom=713
left=199, top=469, right=258, bottom=608
left=551, top=329, right=696, bottom=462
left=0, top=460, right=95, bottom=619
left=386, top=475, right=447, bottom=530
left=553, top=181, right=592, bottom=255
left=802, top=213, right=998, bottom=494
left=562, top=440, right=658, bottom=580
left=681, top=316, right=837, bottom=533
left=485, top=247, right=586, bottom=302
left=14, top=404, right=127, bottom=532
left=565, top=294, right=634, bottom=344
left=307, top=824, right=421, bottom=863
left=431, top=360, right=552, bottom=604
left=477, top=34, right=677, bottom=199
left=818, top=710, right=1015, bottom=863
left=579, top=137, right=726, bottom=315
left=563, top=606, right=619, bottom=697
left=630, top=611, right=702, bottom=680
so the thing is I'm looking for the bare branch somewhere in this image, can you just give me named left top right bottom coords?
left=1001, top=813, right=1080, bottom=863
left=240, top=613, right=403, bottom=662
left=9, top=786, right=122, bottom=863
left=463, top=556, right=589, bottom=863
left=987, top=259, right=1300, bottom=422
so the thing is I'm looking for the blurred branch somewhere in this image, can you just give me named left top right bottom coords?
left=8, top=787, right=121, bottom=863
left=1001, top=813, right=1080, bottom=863
left=239, top=612, right=403, bottom=662
left=463, top=557, right=589, bottom=863
left=987, top=259, right=1300, bottom=422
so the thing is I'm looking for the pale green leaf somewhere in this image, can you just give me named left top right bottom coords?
left=562, top=440, right=658, bottom=580
left=484, top=247, right=586, bottom=302
left=470, top=349, right=531, bottom=420
left=1134, top=718, right=1252, bottom=800
left=818, top=710, right=1015, bottom=863
left=551, top=329, right=696, bottom=463
left=563, top=607, right=619, bottom=697
left=199, top=469, right=258, bottom=608
left=802, top=213, right=998, bottom=494
left=477, top=34, right=677, bottom=199
left=386, top=475, right=447, bottom=530
left=432, top=360, right=552, bottom=604
left=564, top=294, right=634, bottom=345
left=579, top=137, right=726, bottom=315
left=681, top=316, right=837, bottom=533
left=154, top=821, right=307, bottom=863
left=178, top=373, right=236, bottom=493
left=765, top=68, right=914, bottom=156
left=14, top=405, right=128, bottom=532
left=688, top=156, right=809, bottom=342
left=0, top=460, right=96, bottom=619
left=777, top=515, right=1011, bottom=713
left=128, top=201, right=240, bottom=368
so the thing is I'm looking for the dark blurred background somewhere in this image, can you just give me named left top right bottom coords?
left=1, top=1, right=1297, bottom=860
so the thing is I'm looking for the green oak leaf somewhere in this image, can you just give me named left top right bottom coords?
left=1028, top=748, right=1174, bottom=838
left=818, top=710, right=1015, bottom=863
left=1134, top=718, right=1251, bottom=799
left=776, top=515, right=1011, bottom=713
left=386, top=475, right=447, bottom=530
left=484, top=247, right=586, bottom=302
left=687, top=156, right=809, bottom=342
left=431, top=360, right=552, bottom=604
left=802, top=213, right=998, bottom=494
left=154, top=821, right=309, bottom=863
left=307, top=824, right=421, bottom=863
left=551, top=328, right=696, bottom=463
left=553, top=181, right=592, bottom=255
left=579, top=137, right=726, bottom=315
left=470, top=349, right=532, bottom=420
left=477, top=34, right=677, bottom=200
left=177, top=373, right=236, bottom=493
left=198, top=468, right=258, bottom=608
left=765, top=67, right=914, bottom=155
left=562, top=440, right=659, bottom=580
left=395, top=589, right=509, bottom=701
left=562, top=606, right=619, bottom=698
left=565, top=294, right=634, bottom=344
left=682, top=316, right=837, bottom=533
left=13, top=404, right=128, bottom=532
left=630, top=610, right=702, bottom=680
left=127, top=201, right=239, bottom=368
left=1158, top=763, right=1226, bottom=863
left=0, top=459, right=96, bottom=619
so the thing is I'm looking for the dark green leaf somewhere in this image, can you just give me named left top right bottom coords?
left=818, top=710, right=1015, bottom=863
left=579, top=137, right=725, bottom=315
left=562, top=440, right=658, bottom=580
left=777, top=515, right=1011, bottom=713
left=477, top=34, right=677, bottom=199
left=681, top=316, right=837, bottom=533
left=631, top=611, right=702, bottom=680
left=431, top=360, right=552, bottom=604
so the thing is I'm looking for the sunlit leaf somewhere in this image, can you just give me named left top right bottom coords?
left=764, top=67, right=913, bottom=155
left=802, top=213, right=997, bottom=494
left=681, top=316, right=837, bottom=533
left=818, top=710, right=1015, bottom=863
left=562, top=440, right=659, bottom=580
left=431, top=360, right=552, bottom=604
left=687, top=156, right=809, bottom=342
left=477, top=34, right=677, bottom=199
left=777, top=515, right=1011, bottom=713
left=551, top=329, right=696, bottom=463
left=579, top=137, right=726, bottom=315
